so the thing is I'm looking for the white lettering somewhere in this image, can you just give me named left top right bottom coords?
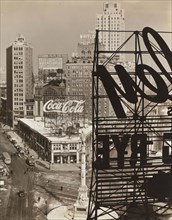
left=43, top=100, right=85, bottom=114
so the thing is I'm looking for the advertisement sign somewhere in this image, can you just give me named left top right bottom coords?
left=88, top=27, right=172, bottom=219
left=43, top=97, right=85, bottom=131
left=39, top=57, right=63, bottom=70
left=43, top=99, right=85, bottom=114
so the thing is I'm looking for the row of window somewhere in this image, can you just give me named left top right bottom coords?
left=14, top=79, right=23, bottom=83
left=14, top=59, right=23, bottom=62
left=14, top=84, right=23, bottom=87
left=67, top=73, right=90, bottom=78
left=14, top=75, right=23, bottom=79
left=14, top=93, right=23, bottom=96
left=14, top=102, right=23, bottom=106
left=14, top=98, right=24, bottom=101
left=26, top=112, right=33, bottom=116
left=81, top=50, right=91, bottom=54
left=14, top=57, right=23, bottom=60
left=13, top=52, right=23, bottom=55
left=14, top=66, right=23, bottom=69
left=14, top=47, right=23, bottom=50
left=97, top=16, right=120, bottom=21
left=14, top=107, right=23, bottom=111
left=14, top=89, right=23, bottom=92
left=53, top=143, right=77, bottom=150
left=26, top=106, right=33, bottom=110
left=14, top=70, right=23, bottom=73
left=53, top=146, right=77, bottom=151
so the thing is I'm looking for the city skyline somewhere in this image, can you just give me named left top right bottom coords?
left=1, top=0, right=172, bottom=80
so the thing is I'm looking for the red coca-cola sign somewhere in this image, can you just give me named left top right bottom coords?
left=43, top=99, right=85, bottom=113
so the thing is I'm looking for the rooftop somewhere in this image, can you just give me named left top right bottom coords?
left=19, top=118, right=92, bottom=143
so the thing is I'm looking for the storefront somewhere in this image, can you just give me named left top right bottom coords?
left=17, top=118, right=92, bottom=165
left=50, top=140, right=80, bottom=164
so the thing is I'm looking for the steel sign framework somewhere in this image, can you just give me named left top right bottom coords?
left=87, top=27, right=172, bottom=220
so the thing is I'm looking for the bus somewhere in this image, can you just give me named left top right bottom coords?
left=2, top=152, right=11, bottom=165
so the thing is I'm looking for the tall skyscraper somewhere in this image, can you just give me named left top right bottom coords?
left=96, top=1, right=125, bottom=60
left=6, top=34, right=34, bottom=127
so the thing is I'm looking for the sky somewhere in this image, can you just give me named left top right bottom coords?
left=0, top=0, right=172, bottom=79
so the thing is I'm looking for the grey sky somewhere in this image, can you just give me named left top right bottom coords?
left=0, top=0, right=171, bottom=76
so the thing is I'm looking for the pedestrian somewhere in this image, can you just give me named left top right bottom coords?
left=61, top=186, right=63, bottom=191
left=11, top=170, right=13, bottom=175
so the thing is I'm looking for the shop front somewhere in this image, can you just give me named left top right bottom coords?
left=17, top=118, right=92, bottom=165
left=54, top=153, right=77, bottom=164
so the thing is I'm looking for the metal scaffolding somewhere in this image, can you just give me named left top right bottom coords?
left=87, top=28, right=172, bottom=220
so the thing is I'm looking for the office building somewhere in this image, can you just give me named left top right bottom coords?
left=6, top=34, right=34, bottom=127
left=38, top=54, right=68, bottom=83
left=96, top=1, right=125, bottom=60
left=67, top=32, right=109, bottom=122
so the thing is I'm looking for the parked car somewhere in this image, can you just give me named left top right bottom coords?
left=26, top=158, right=34, bottom=166
left=19, top=149, right=24, bottom=155
left=15, top=144, right=20, bottom=149
left=7, top=134, right=11, bottom=139
left=0, top=164, right=4, bottom=175
left=16, top=146, right=24, bottom=154
left=11, top=138, right=17, bottom=145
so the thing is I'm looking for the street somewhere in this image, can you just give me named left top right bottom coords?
left=0, top=130, right=36, bottom=220
left=0, top=129, right=84, bottom=219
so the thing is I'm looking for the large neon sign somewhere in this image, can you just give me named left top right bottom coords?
left=97, top=27, right=172, bottom=118
left=97, top=27, right=172, bottom=168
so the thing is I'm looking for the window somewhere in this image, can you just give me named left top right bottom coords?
left=105, top=3, right=108, bottom=8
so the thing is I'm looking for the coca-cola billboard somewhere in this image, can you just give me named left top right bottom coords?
left=43, top=99, right=85, bottom=114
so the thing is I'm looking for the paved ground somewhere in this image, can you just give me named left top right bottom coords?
left=1, top=124, right=88, bottom=219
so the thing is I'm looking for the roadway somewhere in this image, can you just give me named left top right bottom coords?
left=0, top=128, right=90, bottom=219
left=0, top=131, right=36, bottom=220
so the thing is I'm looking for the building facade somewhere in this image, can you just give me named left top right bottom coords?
left=6, top=34, right=34, bottom=127
left=96, top=1, right=125, bottom=60
left=67, top=32, right=110, bottom=122
left=38, top=54, right=68, bottom=83
left=0, top=82, right=7, bottom=121
left=17, top=118, right=92, bottom=165
left=66, top=62, right=92, bottom=122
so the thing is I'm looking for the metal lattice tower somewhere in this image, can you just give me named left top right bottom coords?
left=87, top=28, right=172, bottom=220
